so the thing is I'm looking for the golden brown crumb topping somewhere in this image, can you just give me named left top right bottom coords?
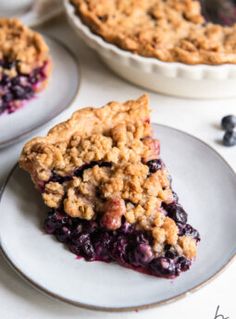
left=0, top=18, right=49, bottom=74
left=19, top=95, right=197, bottom=258
left=71, top=0, right=236, bottom=65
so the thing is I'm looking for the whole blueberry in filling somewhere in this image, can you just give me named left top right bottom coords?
left=164, top=244, right=178, bottom=259
left=146, top=159, right=162, bottom=173
left=149, top=257, right=177, bottom=277
left=129, top=243, right=154, bottom=267
left=44, top=211, right=69, bottom=234
left=110, top=236, right=129, bottom=264
left=183, top=224, right=200, bottom=242
left=163, top=202, right=188, bottom=224
left=93, top=232, right=112, bottom=262
left=55, top=226, right=71, bottom=243
left=177, top=256, right=191, bottom=272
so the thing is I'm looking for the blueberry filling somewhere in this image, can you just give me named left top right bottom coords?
left=146, top=159, right=162, bottom=173
left=183, top=224, right=200, bottom=242
left=50, top=172, right=72, bottom=184
left=149, top=257, right=177, bottom=277
left=74, top=161, right=112, bottom=177
left=0, top=59, right=48, bottom=115
left=163, top=202, right=188, bottom=224
left=44, top=210, right=193, bottom=278
left=50, top=161, right=112, bottom=184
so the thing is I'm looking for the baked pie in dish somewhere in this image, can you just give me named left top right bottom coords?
left=20, top=95, right=200, bottom=279
left=70, top=0, right=236, bottom=65
left=0, top=19, right=51, bottom=115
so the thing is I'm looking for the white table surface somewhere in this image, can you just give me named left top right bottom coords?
left=0, top=15, right=235, bottom=319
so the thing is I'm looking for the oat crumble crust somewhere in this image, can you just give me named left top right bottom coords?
left=70, top=0, right=236, bottom=65
left=0, top=18, right=50, bottom=75
left=19, top=95, right=197, bottom=259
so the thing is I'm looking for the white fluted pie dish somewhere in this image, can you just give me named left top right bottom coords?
left=64, top=0, right=236, bottom=99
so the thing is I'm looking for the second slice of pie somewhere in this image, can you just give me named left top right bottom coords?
left=19, top=95, right=200, bottom=279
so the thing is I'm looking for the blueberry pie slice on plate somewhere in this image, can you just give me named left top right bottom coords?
left=0, top=18, right=51, bottom=115
left=19, top=95, right=200, bottom=279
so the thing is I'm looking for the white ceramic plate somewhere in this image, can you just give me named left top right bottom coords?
left=0, top=125, right=236, bottom=312
left=64, top=0, right=236, bottom=99
left=0, top=35, right=80, bottom=148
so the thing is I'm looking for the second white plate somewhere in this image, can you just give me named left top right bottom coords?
left=0, top=125, right=236, bottom=311
left=0, top=35, right=80, bottom=148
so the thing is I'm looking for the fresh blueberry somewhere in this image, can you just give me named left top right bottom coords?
left=223, top=130, right=236, bottom=147
left=221, top=115, right=236, bottom=131
left=163, top=202, right=188, bottom=224
left=146, top=159, right=162, bottom=173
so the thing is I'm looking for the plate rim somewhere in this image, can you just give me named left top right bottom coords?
left=0, top=34, right=81, bottom=149
left=0, top=124, right=236, bottom=312
left=0, top=2, right=63, bottom=28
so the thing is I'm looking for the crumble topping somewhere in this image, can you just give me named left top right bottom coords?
left=71, top=0, right=236, bottom=65
left=20, top=95, right=197, bottom=258
left=178, top=236, right=197, bottom=259
left=0, top=18, right=49, bottom=74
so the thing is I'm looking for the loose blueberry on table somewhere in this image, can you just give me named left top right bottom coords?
left=0, top=19, right=51, bottom=115
left=20, top=95, right=200, bottom=279
left=221, top=115, right=236, bottom=147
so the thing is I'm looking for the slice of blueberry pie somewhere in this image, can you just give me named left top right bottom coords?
left=20, top=95, right=200, bottom=279
left=0, top=18, right=51, bottom=115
